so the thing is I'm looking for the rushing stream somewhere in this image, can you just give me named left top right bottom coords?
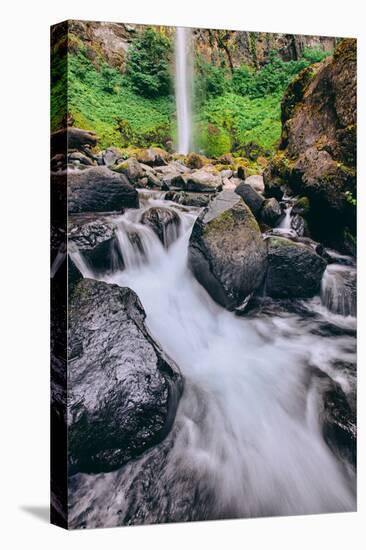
left=69, top=193, right=356, bottom=527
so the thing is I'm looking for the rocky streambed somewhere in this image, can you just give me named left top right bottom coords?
left=57, top=145, right=357, bottom=526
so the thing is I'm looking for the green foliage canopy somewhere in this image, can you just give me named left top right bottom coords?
left=125, top=28, right=172, bottom=98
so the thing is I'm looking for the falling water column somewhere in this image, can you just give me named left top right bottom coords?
left=175, top=27, right=192, bottom=154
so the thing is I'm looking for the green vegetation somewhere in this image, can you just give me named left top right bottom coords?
left=125, top=28, right=172, bottom=98
left=51, top=26, right=332, bottom=158
left=66, top=49, right=174, bottom=149
left=344, top=190, right=356, bottom=206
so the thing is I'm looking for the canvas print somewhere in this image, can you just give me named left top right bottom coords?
left=50, top=21, right=357, bottom=529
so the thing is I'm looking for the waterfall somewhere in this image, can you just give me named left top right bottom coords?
left=278, top=204, right=292, bottom=229
left=69, top=196, right=356, bottom=525
left=175, top=27, right=192, bottom=154
left=321, top=264, right=356, bottom=317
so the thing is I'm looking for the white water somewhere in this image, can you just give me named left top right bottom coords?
left=175, top=27, right=192, bottom=154
left=70, top=198, right=356, bottom=525
left=321, top=263, right=356, bottom=317
left=278, top=204, right=292, bottom=229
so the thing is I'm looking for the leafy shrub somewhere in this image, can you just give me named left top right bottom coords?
left=125, top=28, right=172, bottom=98
left=195, top=57, right=227, bottom=102
left=100, top=63, right=119, bottom=93
left=302, top=47, right=331, bottom=64
left=229, top=48, right=330, bottom=99
left=232, top=65, right=253, bottom=95
left=197, top=123, right=232, bottom=158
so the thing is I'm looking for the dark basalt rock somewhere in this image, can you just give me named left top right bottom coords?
left=235, top=182, right=264, bottom=217
left=264, top=39, right=356, bottom=248
left=260, top=197, right=283, bottom=226
left=141, top=207, right=181, bottom=247
left=51, top=127, right=98, bottom=155
left=312, top=368, right=356, bottom=467
left=68, top=151, right=95, bottom=167
left=68, top=166, right=139, bottom=213
left=68, top=279, right=182, bottom=474
left=290, top=213, right=307, bottom=236
left=265, top=237, right=327, bottom=298
left=68, top=216, right=123, bottom=277
left=189, top=191, right=267, bottom=310
left=102, top=147, right=124, bottom=167
left=165, top=191, right=212, bottom=208
left=135, top=147, right=169, bottom=166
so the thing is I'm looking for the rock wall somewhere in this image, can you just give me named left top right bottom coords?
left=52, top=20, right=337, bottom=72
left=264, top=39, right=356, bottom=251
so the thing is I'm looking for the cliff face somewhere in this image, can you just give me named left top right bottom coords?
left=264, top=39, right=356, bottom=251
left=52, top=21, right=336, bottom=72
left=194, top=30, right=336, bottom=70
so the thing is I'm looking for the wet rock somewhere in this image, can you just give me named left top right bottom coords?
left=261, top=198, right=283, bottom=226
left=235, top=183, right=264, bottom=217
left=141, top=207, right=181, bottom=247
left=68, top=151, right=95, bottom=166
left=189, top=191, right=267, bottom=310
left=222, top=177, right=237, bottom=191
left=244, top=175, right=265, bottom=193
left=185, top=152, right=206, bottom=169
left=68, top=216, right=123, bottom=276
left=217, top=153, right=234, bottom=165
left=51, top=153, right=67, bottom=172
left=290, top=213, right=307, bottom=236
left=183, top=168, right=222, bottom=193
left=114, top=157, right=144, bottom=182
left=102, top=147, right=124, bottom=167
left=160, top=170, right=185, bottom=189
left=312, top=368, right=356, bottom=466
left=165, top=191, right=212, bottom=208
left=264, top=39, right=356, bottom=248
left=68, top=166, right=139, bottom=213
left=236, top=165, right=247, bottom=180
left=220, top=169, right=233, bottom=179
left=51, top=127, right=98, bottom=155
left=265, top=237, right=327, bottom=298
left=68, top=279, right=182, bottom=473
left=323, top=382, right=356, bottom=466
left=292, top=196, right=310, bottom=216
left=135, top=147, right=169, bottom=166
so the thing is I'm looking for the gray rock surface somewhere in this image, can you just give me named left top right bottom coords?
left=68, top=279, right=182, bottom=473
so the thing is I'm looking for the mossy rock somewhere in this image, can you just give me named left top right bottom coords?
left=189, top=191, right=267, bottom=311
left=185, top=152, right=207, bottom=169
left=292, top=196, right=310, bottom=216
left=281, top=65, right=317, bottom=125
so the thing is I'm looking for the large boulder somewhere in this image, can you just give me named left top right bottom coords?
left=189, top=191, right=267, bottom=310
left=114, top=157, right=145, bottom=183
left=141, top=207, right=181, bottom=247
left=265, top=237, right=327, bottom=298
left=68, top=166, right=139, bottom=213
left=182, top=168, right=222, bottom=193
left=235, top=182, right=264, bottom=217
left=68, top=279, right=182, bottom=474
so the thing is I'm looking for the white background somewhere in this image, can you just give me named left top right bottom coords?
left=0, top=0, right=364, bottom=548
